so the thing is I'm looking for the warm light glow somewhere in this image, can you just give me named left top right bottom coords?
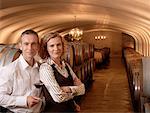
left=69, top=16, right=83, bottom=41
left=94, top=35, right=106, bottom=40
left=69, top=28, right=83, bottom=41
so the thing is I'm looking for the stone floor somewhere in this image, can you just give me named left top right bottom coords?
left=79, top=57, right=133, bottom=113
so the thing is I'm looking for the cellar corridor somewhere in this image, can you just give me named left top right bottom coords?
left=79, top=57, right=133, bottom=113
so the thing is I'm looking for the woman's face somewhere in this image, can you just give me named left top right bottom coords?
left=47, top=36, right=63, bottom=60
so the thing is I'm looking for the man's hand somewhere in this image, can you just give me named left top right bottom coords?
left=27, top=96, right=41, bottom=108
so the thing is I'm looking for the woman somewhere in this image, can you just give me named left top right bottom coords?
left=39, top=32, right=85, bottom=112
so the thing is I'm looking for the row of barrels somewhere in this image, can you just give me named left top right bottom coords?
left=63, top=42, right=94, bottom=68
left=0, top=42, right=94, bottom=68
left=94, top=47, right=110, bottom=66
left=74, top=59, right=94, bottom=84
left=0, top=43, right=19, bottom=48
left=63, top=42, right=94, bottom=84
left=123, top=47, right=150, bottom=113
left=0, top=42, right=94, bottom=86
left=0, top=44, right=21, bottom=67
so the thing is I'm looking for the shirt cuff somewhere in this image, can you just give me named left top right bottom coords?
left=69, top=86, right=78, bottom=96
left=16, top=96, right=27, bottom=107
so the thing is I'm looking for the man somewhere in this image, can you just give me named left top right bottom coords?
left=0, top=29, right=44, bottom=113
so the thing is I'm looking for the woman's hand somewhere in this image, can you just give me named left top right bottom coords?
left=74, top=102, right=81, bottom=112
left=61, top=86, right=72, bottom=93
left=74, top=77, right=82, bottom=86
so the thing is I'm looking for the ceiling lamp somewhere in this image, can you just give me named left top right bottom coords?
left=69, top=16, right=83, bottom=41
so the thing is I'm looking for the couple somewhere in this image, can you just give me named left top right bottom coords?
left=0, top=29, right=85, bottom=113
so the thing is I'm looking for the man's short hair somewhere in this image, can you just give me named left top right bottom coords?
left=19, top=29, right=39, bottom=43
left=21, top=29, right=38, bottom=38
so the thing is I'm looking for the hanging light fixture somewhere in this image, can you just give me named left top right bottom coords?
left=69, top=16, right=83, bottom=41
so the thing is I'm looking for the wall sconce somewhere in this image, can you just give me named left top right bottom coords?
left=94, top=35, right=106, bottom=40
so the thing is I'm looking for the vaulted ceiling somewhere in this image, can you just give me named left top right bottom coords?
left=0, top=0, right=150, bottom=55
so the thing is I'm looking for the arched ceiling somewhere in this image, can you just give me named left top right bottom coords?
left=0, top=0, right=150, bottom=55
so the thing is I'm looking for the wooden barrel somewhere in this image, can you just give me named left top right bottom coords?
left=75, top=67, right=82, bottom=80
left=0, top=44, right=7, bottom=52
left=94, top=51, right=103, bottom=64
left=123, top=42, right=135, bottom=49
left=87, top=61, right=91, bottom=76
left=83, top=44, right=90, bottom=61
left=89, top=44, right=94, bottom=58
left=90, top=58, right=94, bottom=74
left=63, top=43, right=74, bottom=68
left=73, top=43, right=79, bottom=66
left=0, top=47, right=21, bottom=67
left=144, top=103, right=150, bottom=113
left=73, top=43, right=83, bottom=66
left=0, top=43, right=19, bottom=49
left=84, top=63, right=88, bottom=81
left=142, top=57, right=150, bottom=97
left=123, top=48, right=144, bottom=112
left=81, top=65, right=85, bottom=82
left=133, top=72, right=140, bottom=104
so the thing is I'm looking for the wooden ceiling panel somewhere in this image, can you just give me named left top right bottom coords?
left=0, top=0, right=150, bottom=55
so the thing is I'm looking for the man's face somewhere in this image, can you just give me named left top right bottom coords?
left=20, top=34, right=39, bottom=61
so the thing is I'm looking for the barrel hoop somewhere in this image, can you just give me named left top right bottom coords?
left=0, top=45, right=7, bottom=53
left=5, top=48, right=19, bottom=66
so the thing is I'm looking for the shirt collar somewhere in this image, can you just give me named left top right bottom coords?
left=19, top=54, right=39, bottom=70
left=47, top=58, right=65, bottom=67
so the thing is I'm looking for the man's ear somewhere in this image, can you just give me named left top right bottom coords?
left=19, top=43, right=22, bottom=50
